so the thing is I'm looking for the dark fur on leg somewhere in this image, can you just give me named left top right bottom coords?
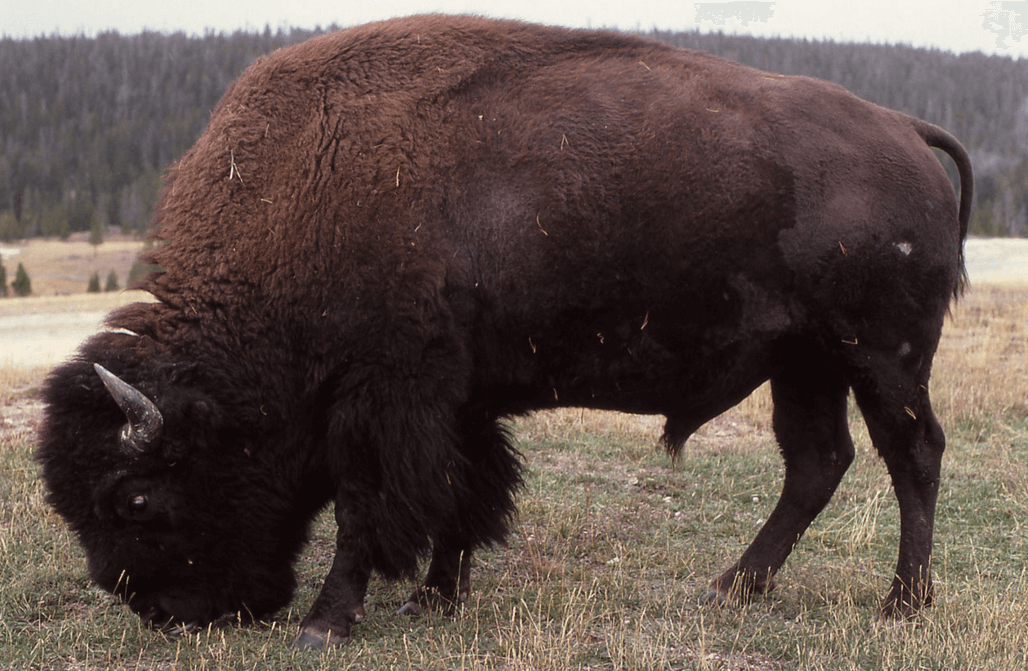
left=399, top=411, right=522, bottom=616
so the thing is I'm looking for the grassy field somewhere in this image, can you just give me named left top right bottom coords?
left=1, top=234, right=146, bottom=297
left=1, top=282, right=1026, bottom=670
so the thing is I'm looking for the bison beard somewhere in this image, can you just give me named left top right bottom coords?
left=37, top=15, right=972, bottom=650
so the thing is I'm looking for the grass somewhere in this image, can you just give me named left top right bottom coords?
left=0, top=290, right=153, bottom=318
left=1, top=283, right=1026, bottom=670
left=1, top=233, right=146, bottom=297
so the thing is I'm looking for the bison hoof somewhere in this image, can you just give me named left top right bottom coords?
left=165, top=621, right=200, bottom=636
left=876, top=580, right=932, bottom=622
left=396, top=586, right=465, bottom=618
left=291, top=626, right=351, bottom=651
left=876, top=598, right=926, bottom=622
left=396, top=600, right=423, bottom=617
left=700, top=588, right=729, bottom=608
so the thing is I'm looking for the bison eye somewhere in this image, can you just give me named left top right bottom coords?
left=128, top=494, right=148, bottom=512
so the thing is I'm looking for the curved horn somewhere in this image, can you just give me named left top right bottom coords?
left=94, top=363, right=164, bottom=453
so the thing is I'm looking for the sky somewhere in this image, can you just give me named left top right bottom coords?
left=2, top=0, right=1026, bottom=60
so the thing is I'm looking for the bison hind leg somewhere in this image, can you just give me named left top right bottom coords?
left=849, top=352, right=945, bottom=619
left=707, top=351, right=854, bottom=603
left=399, top=413, right=522, bottom=617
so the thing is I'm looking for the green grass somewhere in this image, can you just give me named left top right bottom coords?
left=2, top=286, right=1027, bottom=670
left=4, top=414, right=1027, bottom=670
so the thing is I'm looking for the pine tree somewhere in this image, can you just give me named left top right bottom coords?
left=87, top=271, right=101, bottom=293
left=108, top=193, right=123, bottom=232
left=0, top=259, right=7, bottom=297
left=11, top=262, right=31, bottom=296
left=104, top=270, right=119, bottom=292
left=89, top=217, right=104, bottom=253
left=0, top=211, right=20, bottom=242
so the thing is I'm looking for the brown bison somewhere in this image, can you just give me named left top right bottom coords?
left=38, top=15, right=972, bottom=650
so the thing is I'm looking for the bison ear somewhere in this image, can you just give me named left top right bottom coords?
left=94, top=363, right=164, bottom=455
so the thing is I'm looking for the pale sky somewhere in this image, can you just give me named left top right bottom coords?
left=2, top=0, right=1025, bottom=60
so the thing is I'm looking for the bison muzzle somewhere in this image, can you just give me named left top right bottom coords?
left=38, top=15, right=973, bottom=650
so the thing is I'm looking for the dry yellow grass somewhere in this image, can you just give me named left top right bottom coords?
left=0, top=289, right=153, bottom=317
left=933, top=282, right=1028, bottom=426
left=0, top=364, right=47, bottom=407
left=1, top=233, right=146, bottom=297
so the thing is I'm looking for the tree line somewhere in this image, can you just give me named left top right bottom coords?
left=0, top=26, right=1025, bottom=240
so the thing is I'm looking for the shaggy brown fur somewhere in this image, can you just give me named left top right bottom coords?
left=38, top=15, right=972, bottom=650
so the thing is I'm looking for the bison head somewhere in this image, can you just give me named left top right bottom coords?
left=37, top=346, right=325, bottom=631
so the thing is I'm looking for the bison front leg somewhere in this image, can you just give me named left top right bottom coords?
left=708, top=361, right=854, bottom=603
left=293, top=506, right=370, bottom=650
left=397, top=533, right=472, bottom=616
left=396, top=411, right=520, bottom=618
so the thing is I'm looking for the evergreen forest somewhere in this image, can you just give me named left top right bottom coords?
left=1, top=25, right=1025, bottom=240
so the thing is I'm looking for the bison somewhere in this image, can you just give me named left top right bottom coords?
left=38, top=15, right=973, bottom=650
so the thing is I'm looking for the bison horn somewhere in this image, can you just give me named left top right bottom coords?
left=94, top=363, right=164, bottom=453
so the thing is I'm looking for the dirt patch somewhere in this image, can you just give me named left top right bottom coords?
left=0, top=291, right=154, bottom=368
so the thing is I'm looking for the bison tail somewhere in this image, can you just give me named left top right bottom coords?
left=914, top=119, right=974, bottom=297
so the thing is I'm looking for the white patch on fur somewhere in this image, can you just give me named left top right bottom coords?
left=898, top=342, right=912, bottom=357
left=895, top=241, right=913, bottom=256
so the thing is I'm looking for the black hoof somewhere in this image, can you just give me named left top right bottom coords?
left=291, top=627, right=350, bottom=650
left=396, top=600, right=423, bottom=617
left=700, top=589, right=728, bottom=607
left=165, top=622, right=199, bottom=636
